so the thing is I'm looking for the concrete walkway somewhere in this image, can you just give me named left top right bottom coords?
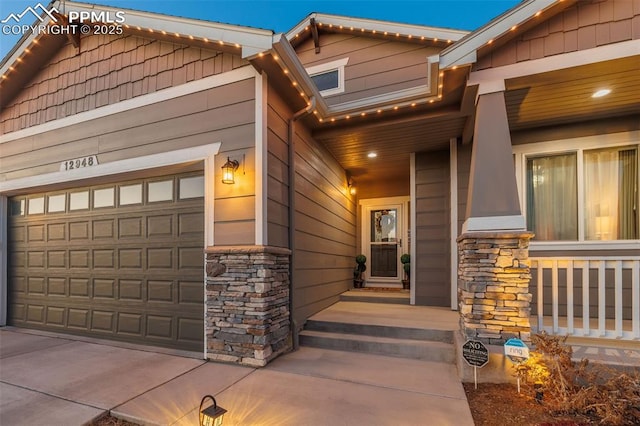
left=0, top=327, right=474, bottom=425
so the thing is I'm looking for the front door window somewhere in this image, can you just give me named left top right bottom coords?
left=370, top=209, right=398, bottom=278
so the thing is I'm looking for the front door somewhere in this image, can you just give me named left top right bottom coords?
left=360, top=197, right=409, bottom=287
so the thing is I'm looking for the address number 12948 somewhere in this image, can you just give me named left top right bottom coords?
left=60, top=155, right=99, bottom=171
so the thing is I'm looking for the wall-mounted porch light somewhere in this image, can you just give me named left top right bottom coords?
left=348, top=177, right=356, bottom=195
left=200, top=395, right=227, bottom=426
left=221, top=157, right=240, bottom=184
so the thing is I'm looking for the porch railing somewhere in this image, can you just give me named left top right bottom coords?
left=530, top=257, right=640, bottom=341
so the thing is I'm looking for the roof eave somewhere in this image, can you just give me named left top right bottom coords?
left=62, top=1, right=274, bottom=58
left=439, top=0, right=564, bottom=69
left=286, top=12, right=468, bottom=43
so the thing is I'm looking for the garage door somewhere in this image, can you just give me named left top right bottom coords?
left=7, top=172, right=205, bottom=351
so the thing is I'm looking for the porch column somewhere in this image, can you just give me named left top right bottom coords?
left=205, top=245, right=291, bottom=367
left=463, top=90, right=524, bottom=232
left=458, top=89, right=533, bottom=345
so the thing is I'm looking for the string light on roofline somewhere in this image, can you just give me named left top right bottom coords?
left=314, top=96, right=443, bottom=124
left=310, top=22, right=451, bottom=44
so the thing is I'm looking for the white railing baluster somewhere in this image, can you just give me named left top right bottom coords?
left=582, top=261, right=590, bottom=337
left=598, top=261, right=606, bottom=337
left=614, top=261, right=623, bottom=338
left=537, top=262, right=544, bottom=332
left=566, top=260, right=574, bottom=334
left=552, top=260, right=559, bottom=333
left=633, top=260, right=639, bottom=340
left=531, top=256, right=638, bottom=341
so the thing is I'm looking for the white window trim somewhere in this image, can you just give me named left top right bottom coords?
left=513, top=130, right=640, bottom=251
left=305, top=57, right=349, bottom=97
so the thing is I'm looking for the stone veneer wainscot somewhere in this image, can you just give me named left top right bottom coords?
left=457, top=232, right=535, bottom=345
left=205, top=245, right=291, bottom=367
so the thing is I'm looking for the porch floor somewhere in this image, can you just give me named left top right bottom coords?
left=312, top=295, right=459, bottom=332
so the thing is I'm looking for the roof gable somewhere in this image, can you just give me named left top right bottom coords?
left=474, top=0, right=640, bottom=71
left=439, top=0, right=577, bottom=68
left=1, top=0, right=273, bottom=97
left=1, top=30, right=249, bottom=134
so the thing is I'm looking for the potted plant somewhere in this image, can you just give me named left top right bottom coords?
left=401, top=253, right=410, bottom=289
left=353, top=254, right=367, bottom=288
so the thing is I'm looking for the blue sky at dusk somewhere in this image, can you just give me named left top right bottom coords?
left=1, top=0, right=520, bottom=60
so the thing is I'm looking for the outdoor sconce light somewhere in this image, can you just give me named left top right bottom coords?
left=221, top=157, right=239, bottom=184
left=199, top=395, right=227, bottom=426
left=347, top=176, right=356, bottom=195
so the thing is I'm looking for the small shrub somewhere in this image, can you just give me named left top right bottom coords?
left=515, top=333, right=640, bottom=425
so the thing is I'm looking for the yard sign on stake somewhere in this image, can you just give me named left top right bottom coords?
left=462, top=340, right=489, bottom=389
left=504, top=338, right=530, bottom=393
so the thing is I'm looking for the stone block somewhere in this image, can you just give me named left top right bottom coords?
left=216, top=331, right=253, bottom=344
left=207, top=354, right=240, bottom=363
left=485, top=292, right=516, bottom=300
left=476, top=248, right=500, bottom=254
left=495, top=256, right=514, bottom=268
left=241, top=358, right=267, bottom=367
left=503, top=300, right=530, bottom=307
left=473, top=299, right=496, bottom=306
left=255, top=346, right=273, bottom=360
left=472, top=304, right=495, bottom=312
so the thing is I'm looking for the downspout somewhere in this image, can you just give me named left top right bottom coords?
left=288, top=96, right=316, bottom=350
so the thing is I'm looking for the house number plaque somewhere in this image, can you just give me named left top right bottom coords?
left=60, top=155, right=99, bottom=171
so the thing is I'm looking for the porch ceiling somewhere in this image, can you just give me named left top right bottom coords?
left=313, top=109, right=466, bottom=184
left=504, top=55, right=640, bottom=131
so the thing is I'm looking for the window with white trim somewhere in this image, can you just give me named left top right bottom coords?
left=305, top=58, right=349, bottom=97
left=514, top=132, right=639, bottom=245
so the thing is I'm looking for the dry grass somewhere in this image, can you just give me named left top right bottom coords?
left=515, top=333, right=640, bottom=425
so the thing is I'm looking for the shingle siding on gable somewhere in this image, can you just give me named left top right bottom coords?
left=475, top=0, right=639, bottom=70
left=1, top=33, right=248, bottom=134
left=295, top=33, right=441, bottom=105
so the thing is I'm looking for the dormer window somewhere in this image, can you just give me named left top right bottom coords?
left=306, top=58, right=349, bottom=96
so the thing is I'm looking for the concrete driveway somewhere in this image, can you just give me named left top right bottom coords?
left=0, top=328, right=473, bottom=425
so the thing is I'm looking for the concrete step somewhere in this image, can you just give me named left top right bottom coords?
left=340, top=290, right=410, bottom=305
left=305, top=319, right=453, bottom=344
left=299, top=330, right=455, bottom=363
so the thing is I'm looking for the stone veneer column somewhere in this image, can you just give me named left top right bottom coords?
left=457, top=231, right=534, bottom=345
left=205, top=245, right=291, bottom=367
